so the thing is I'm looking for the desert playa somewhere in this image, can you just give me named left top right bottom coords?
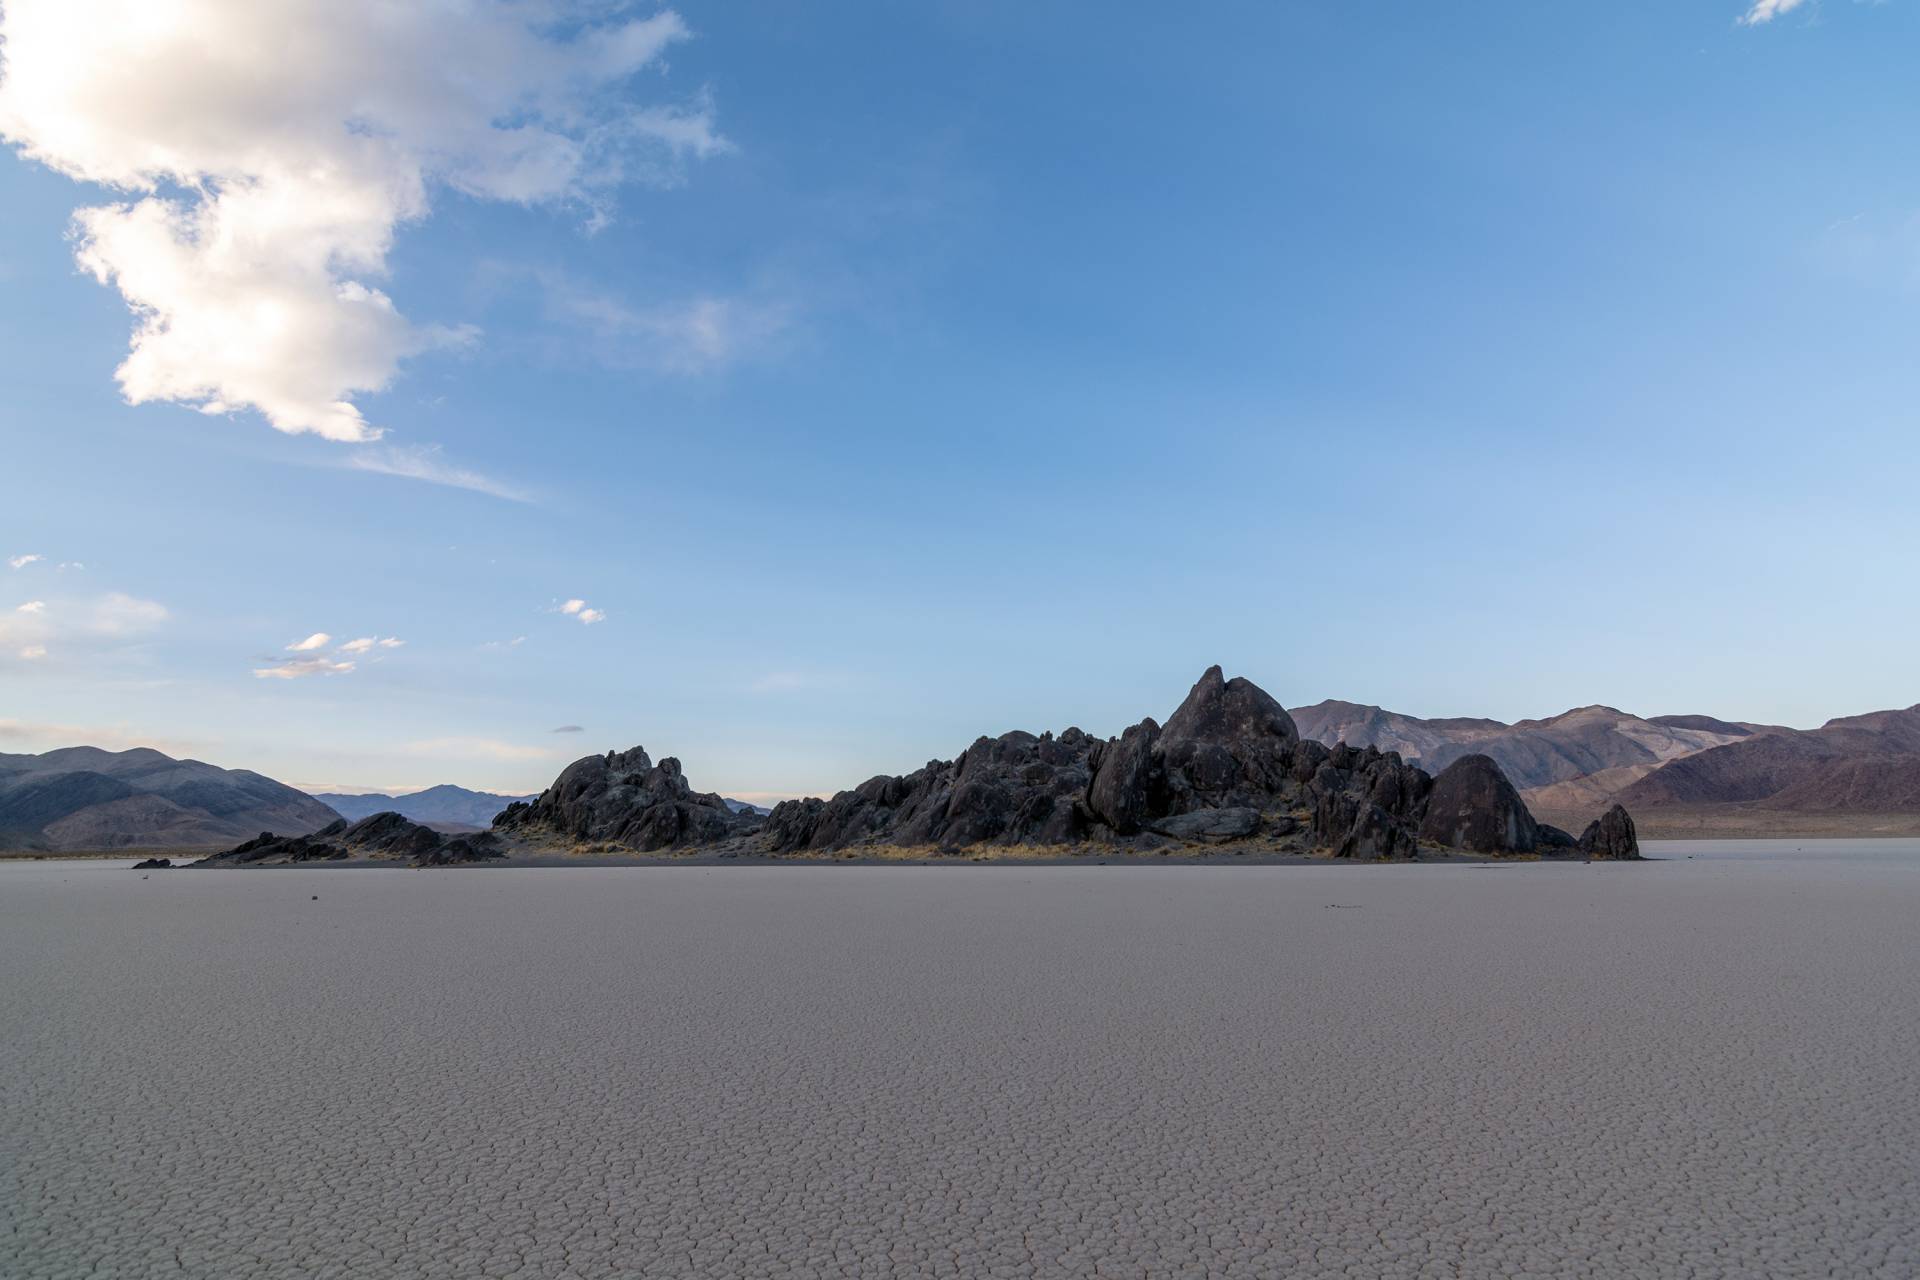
left=5, top=841, right=1916, bottom=1279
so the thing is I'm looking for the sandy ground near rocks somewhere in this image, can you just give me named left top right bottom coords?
left=3, top=842, right=1917, bottom=1279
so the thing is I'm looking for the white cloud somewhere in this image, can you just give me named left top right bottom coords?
left=16, top=600, right=45, bottom=613
left=559, top=598, right=607, bottom=625
left=18, top=645, right=47, bottom=660
left=253, top=656, right=355, bottom=680
left=401, top=736, right=553, bottom=761
left=346, top=444, right=530, bottom=502
left=287, top=632, right=332, bottom=652
left=0, top=1, right=721, bottom=444
left=1739, top=0, right=1810, bottom=23
left=338, top=635, right=405, bottom=654
left=7, top=554, right=42, bottom=569
left=481, top=636, right=529, bottom=651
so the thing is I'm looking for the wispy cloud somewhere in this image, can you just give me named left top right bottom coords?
left=7, top=553, right=42, bottom=570
left=344, top=444, right=531, bottom=502
left=287, top=632, right=332, bottom=652
left=0, top=591, right=168, bottom=663
left=0, top=2, right=720, bottom=446
left=550, top=724, right=585, bottom=734
left=0, top=717, right=194, bottom=754
left=339, top=635, right=405, bottom=654
left=253, top=656, right=355, bottom=680
left=481, top=635, right=528, bottom=651
left=1738, top=0, right=1809, bottom=24
left=558, top=598, right=607, bottom=625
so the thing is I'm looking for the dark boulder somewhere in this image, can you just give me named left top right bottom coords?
left=1156, top=666, right=1301, bottom=810
left=1417, top=754, right=1540, bottom=854
left=413, top=834, right=506, bottom=867
left=1577, top=804, right=1641, bottom=860
left=1085, top=719, right=1162, bottom=834
left=1536, top=823, right=1577, bottom=850
left=130, top=857, right=172, bottom=870
left=1147, top=807, right=1261, bottom=843
left=493, top=747, right=755, bottom=852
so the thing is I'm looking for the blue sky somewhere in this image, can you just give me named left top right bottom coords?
left=2, top=0, right=1916, bottom=798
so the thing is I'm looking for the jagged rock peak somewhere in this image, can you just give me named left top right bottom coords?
left=494, top=746, right=759, bottom=852
left=1160, top=665, right=1300, bottom=751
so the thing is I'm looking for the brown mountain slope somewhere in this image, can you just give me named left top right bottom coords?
left=1290, top=701, right=1757, bottom=791
left=1617, top=705, right=1920, bottom=812
left=0, top=746, right=340, bottom=852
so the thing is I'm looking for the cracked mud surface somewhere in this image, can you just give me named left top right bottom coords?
left=4, top=844, right=1918, bottom=1278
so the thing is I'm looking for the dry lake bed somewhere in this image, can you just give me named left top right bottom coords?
left=4, top=842, right=1917, bottom=1279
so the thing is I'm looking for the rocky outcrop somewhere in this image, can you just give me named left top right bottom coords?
left=194, top=814, right=505, bottom=867
left=493, top=748, right=759, bottom=852
left=1577, top=804, right=1641, bottom=860
left=766, top=668, right=1473, bottom=859
left=1416, top=755, right=1539, bottom=854
left=764, top=729, right=1097, bottom=852
left=131, top=857, right=172, bottom=869
left=507, top=667, right=1635, bottom=863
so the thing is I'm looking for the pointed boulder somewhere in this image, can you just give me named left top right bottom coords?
left=1416, top=754, right=1540, bottom=854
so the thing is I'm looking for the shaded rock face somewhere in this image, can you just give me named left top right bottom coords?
left=130, top=857, right=172, bottom=870
left=1154, top=666, right=1301, bottom=811
left=493, top=748, right=757, bottom=852
left=1417, top=755, right=1539, bottom=854
left=764, top=730, right=1097, bottom=853
left=194, top=814, right=505, bottom=868
left=767, top=668, right=1449, bottom=858
left=1577, top=804, right=1641, bottom=860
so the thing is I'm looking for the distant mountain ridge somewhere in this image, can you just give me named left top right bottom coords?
left=1289, top=700, right=1770, bottom=789
left=310, top=785, right=770, bottom=828
left=309, top=784, right=539, bottom=829
left=1292, top=697, right=1920, bottom=834
left=0, top=746, right=340, bottom=852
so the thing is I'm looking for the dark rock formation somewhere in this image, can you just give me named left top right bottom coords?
left=1417, top=754, right=1539, bottom=854
left=493, top=748, right=758, bottom=851
left=130, top=857, right=172, bottom=869
left=1084, top=721, right=1160, bottom=835
left=765, top=730, right=1097, bottom=852
left=1577, top=804, right=1641, bottom=860
left=766, top=668, right=1448, bottom=858
left=1147, top=807, right=1261, bottom=843
left=508, top=667, right=1637, bottom=863
left=1536, top=823, right=1577, bottom=850
left=194, top=813, right=505, bottom=868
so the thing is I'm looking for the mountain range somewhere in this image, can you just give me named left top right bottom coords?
left=1291, top=700, right=1920, bottom=837
left=308, top=785, right=769, bottom=829
left=309, top=785, right=539, bottom=830
left=0, top=747, right=339, bottom=852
